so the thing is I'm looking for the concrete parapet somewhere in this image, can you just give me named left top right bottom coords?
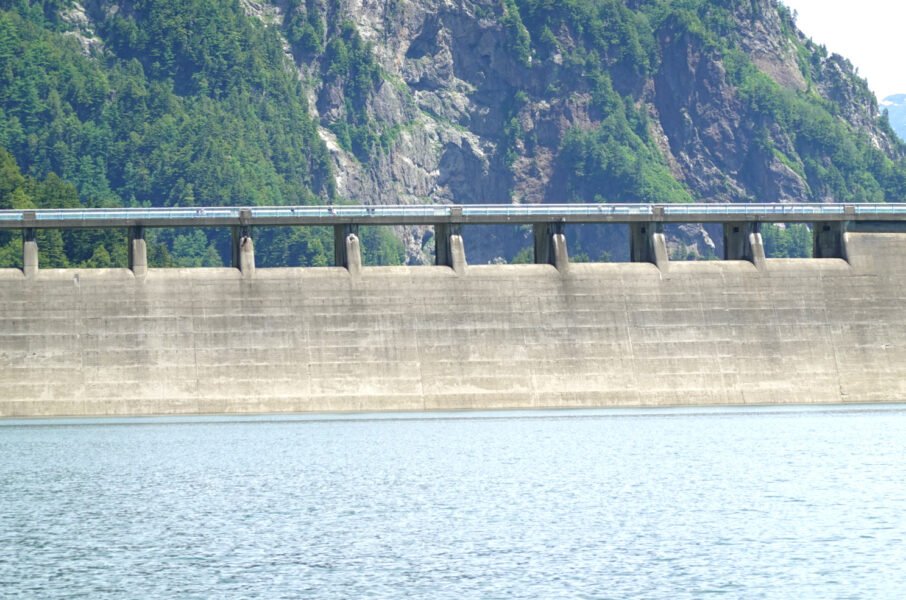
left=22, top=228, right=37, bottom=278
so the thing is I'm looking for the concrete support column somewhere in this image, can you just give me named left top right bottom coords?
left=334, top=224, right=361, bottom=276
left=748, top=229, right=767, bottom=271
left=551, top=231, right=569, bottom=273
left=128, top=226, right=147, bottom=278
left=231, top=208, right=255, bottom=276
left=231, top=226, right=256, bottom=276
left=533, top=222, right=569, bottom=271
left=238, top=235, right=255, bottom=276
left=813, top=221, right=848, bottom=259
left=724, top=222, right=766, bottom=270
left=22, top=227, right=37, bottom=278
left=435, top=223, right=466, bottom=274
left=630, top=222, right=668, bottom=271
left=231, top=215, right=255, bottom=278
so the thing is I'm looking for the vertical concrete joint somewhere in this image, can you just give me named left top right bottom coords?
left=22, top=227, right=37, bottom=278
left=128, top=226, right=147, bottom=279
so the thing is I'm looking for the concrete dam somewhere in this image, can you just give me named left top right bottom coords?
left=1, top=203, right=905, bottom=417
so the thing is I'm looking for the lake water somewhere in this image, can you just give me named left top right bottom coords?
left=1, top=405, right=905, bottom=599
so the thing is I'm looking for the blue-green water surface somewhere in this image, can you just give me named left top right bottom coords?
left=1, top=405, right=905, bottom=599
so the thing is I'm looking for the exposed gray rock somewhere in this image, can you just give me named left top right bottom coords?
left=245, top=0, right=902, bottom=261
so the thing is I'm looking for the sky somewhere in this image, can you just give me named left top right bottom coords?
left=780, top=0, right=905, bottom=100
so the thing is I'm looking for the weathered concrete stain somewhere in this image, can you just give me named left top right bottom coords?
left=1, top=232, right=904, bottom=417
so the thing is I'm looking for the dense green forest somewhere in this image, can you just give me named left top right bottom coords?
left=0, top=0, right=407, bottom=266
left=0, top=0, right=903, bottom=265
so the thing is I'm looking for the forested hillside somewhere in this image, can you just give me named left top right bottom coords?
left=0, top=0, right=904, bottom=265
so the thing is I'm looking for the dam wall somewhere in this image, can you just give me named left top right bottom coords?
left=1, top=232, right=905, bottom=417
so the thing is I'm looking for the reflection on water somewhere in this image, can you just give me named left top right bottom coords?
left=1, top=405, right=905, bottom=598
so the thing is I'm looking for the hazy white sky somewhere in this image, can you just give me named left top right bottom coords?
left=780, top=0, right=905, bottom=100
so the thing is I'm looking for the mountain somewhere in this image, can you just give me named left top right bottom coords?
left=881, top=94, right=906, bottom=143
left=1, top=0, right=904, bottom=265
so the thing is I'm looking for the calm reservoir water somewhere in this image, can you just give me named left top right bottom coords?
left=2, top=405, right=905, bottom=599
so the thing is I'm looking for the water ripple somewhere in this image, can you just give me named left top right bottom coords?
left=2, top=405, right=906, bottom=598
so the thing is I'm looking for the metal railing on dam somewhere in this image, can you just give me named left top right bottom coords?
left=2, top=202, right=906, bottom=228
left=3, top=203, right=906, bottom=277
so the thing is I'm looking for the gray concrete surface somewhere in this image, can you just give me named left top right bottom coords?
left=1, top=232, right=905, bottom=417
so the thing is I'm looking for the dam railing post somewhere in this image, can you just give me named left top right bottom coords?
left=630, top=221, right=669, bottom=271
left=22, top=225, right=37, bottom=278
left=334, top=224, right=361, bottom=276
left=232, top=208, right=255, bottom=277
left=128, top=226, right=147, bottom=278
left=724, top=222, right=766, bottom=270
left=435, top=223, right=466, bottom=274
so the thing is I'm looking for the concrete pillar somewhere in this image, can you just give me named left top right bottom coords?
left=435, top=223, right=466, bottom=274
left=238, top=235, right=255, bottom=276
left=724, top=222, right=766, bottom=270
left=813, top=221, right=848, bottom=259
left=128, top=226, right=147, bottom=278
left=231, top=208, right=255, bottom=275
left=630, top=222, right=668, bottom=271
left=22, top=227, right=37, bottom=278
left=334, top=224, right=361, bottom=276
left=533, top=222, right=568, bottom=271
left=748, top=229, right=767, bottom=271
left=231, top=226, right=255, bottom=276
left=551, top=231, right=569, bottom=273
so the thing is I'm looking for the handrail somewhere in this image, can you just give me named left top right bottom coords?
left=1, top=203, right=905, bottom=227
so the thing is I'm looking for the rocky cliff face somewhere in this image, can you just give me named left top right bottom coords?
left=23, top=0, right=906, bottom=263
left=245, top=0, right=902, bottom=261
